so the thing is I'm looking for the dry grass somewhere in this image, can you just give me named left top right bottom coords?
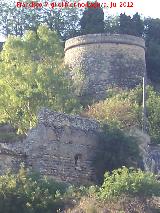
left=65, top=196, right=160, bottom=213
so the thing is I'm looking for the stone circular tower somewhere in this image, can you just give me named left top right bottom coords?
left=65, top=33, right=146, bottom=100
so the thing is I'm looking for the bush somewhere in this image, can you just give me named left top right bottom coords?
left=85, top=85, right=160, bottom=144
left=99, top=167, right=160, bottom=200
left=85, top=87, right=140, bottom=129
left=0, top=165, right=68, bottom=213
left=93, top=125, right=141, bottom=184
left=1, top=166, right=159, bottom=213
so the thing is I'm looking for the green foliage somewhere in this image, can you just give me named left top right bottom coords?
left=0, top=0, right=41, bottom=36
left=128, top=85, right=160, bottom=143
left=146, top=87, right=160, bottom=143
left=86, top=85, right=160, bottom=144
left=0, top=1, right=81, bottom=40
left=104, top=15, right=120, bottom=34
left=0, top=166, right=159, bottom=212
left=144, top=18, right=160, bottom=45
left=105, top=12, right=144, bottom=37
left=64, top=185, right=89, bottom=201
left=86, top=87, right=141, bottom=129
left=0, top=166, right=94, bottom=213
left=132, top=13, right=144, bottom=37
left=99, top=167, right=160, bottom=200
left=119, top=13, right=144, bottom=37
left=146, top=41, right=160, bottom=82
left=80, top=2, right=104, bottom=35
left=145, top=18, right=160, bottom=82
left=94, top=126, right=140, bottom=184
left=0, top=25, right=81, bottom=133
left=119, top=13, right=132, bottom=34
left=0, top=165, right=68, bottom=213
left=55, top=7, right=82, bottom=40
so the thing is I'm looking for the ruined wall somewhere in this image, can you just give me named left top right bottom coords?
left=65, top=34, right=146, bottom=100
left=0, top=109, right=102, bottom=185
left=130, top=129, right=160, bottom=175
left=144, top=145, right=160, bottom=175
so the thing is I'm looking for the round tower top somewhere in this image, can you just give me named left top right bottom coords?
left=64, top=33, right=145, bottom=52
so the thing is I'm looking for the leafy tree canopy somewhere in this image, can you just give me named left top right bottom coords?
left=80, top=2, right=104, bottom=35
left=0, top=25, right=81, bottom=133
left=119, top=13, right=144, bottom=37
left=145, top=18, right=160, bottom=82
left=0, top=0, right=81, bottom=40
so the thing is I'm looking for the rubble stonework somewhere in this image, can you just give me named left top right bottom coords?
left=65, top=33, right=146, bottom=100
left=130, top=129, right=160, bottom=175
left=0, top=109, right=102, bottom=184
left=144, top=145, right=160, bottom=175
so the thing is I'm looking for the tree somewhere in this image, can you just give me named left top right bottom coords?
left=144, top=18, right=160, bottom=82
left=0, top=1, right=81, bottom=40
left=42, top=6, right=82, bottom=40
left=80, top=2, right=104, bottom=35
left=119, top=13, right=144, bottom=37
left=104, top=15, right=119, bottom=34
left=146, top=40, right=160, bottom=82
left=0, top=25, right=81, bottom=133
left=144, top=18, right=160, bottom=45
left=0, top=0, right=42, bottom=36
left=119, top=13, right=132, bottom=35
left=132, top=13, right=144, bottom=37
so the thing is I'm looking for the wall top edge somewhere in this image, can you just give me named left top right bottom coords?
left=64, top=33, right=145, bottom=52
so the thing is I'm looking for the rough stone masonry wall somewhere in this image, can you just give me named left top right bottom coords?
left=144, top=145, right=160, bottom=175
left=0, top=109, right=102, bottom=185
left=65, top=34, right=146, bottom=100
left=129, top=129, right=160, bottom=175
left=0, top=146, right=25, bottom=175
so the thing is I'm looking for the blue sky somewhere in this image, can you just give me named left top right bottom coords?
left=0, top=0, right=159, bottom=41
